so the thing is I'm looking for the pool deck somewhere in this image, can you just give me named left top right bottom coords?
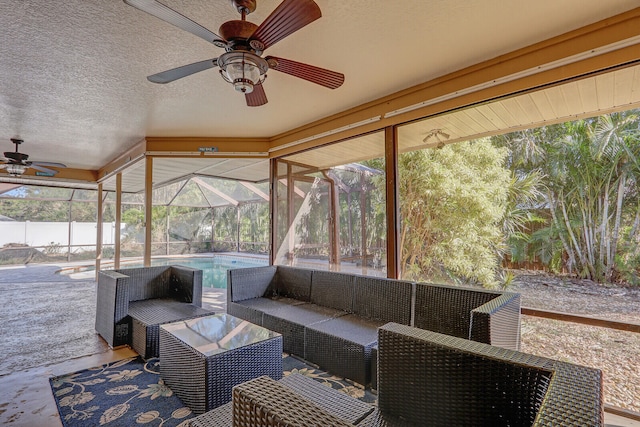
left=0, top=261, right=637, bottom=426
left=0, top=261, right=225, bottom=426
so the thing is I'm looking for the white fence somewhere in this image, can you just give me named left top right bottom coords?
left=0, top=221, right=121, bottom=248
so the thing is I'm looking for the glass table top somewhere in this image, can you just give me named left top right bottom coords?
left=161, top=313, right=280, bottom=357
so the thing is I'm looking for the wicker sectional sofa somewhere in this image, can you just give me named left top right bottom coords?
left=226, top=265, right=521, bottom=387
left=95, top=265, right=212, bottom=358
left=190, top=323, right=603, bottom=426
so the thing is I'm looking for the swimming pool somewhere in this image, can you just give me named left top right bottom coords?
left=117, top=255, right=268, bottom=288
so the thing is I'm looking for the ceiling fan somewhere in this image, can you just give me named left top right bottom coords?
left=123, top=0, right=345, bottom=106
left=0, top=139, right=67, bottom=177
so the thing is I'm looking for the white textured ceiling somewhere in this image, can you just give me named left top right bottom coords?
left=1, top=0, right=639, bottom=172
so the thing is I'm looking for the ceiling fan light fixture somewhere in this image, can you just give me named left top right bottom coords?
left=218, top=52, right=268, bottom=94
left=5, top=164, right=27, bottom=176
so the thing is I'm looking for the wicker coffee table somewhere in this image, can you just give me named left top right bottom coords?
left=159, top=313, right=283, bottom=415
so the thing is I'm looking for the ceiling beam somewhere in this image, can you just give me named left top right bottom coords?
left=268, top=7, right=640, bottom=157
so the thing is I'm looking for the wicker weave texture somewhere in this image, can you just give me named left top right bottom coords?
left=376, top=322, right=603, bottom=427
left=170, top=265, right=203, bottom=305
left=189, top=373, right=373, bottom=427
left=309, top=269, right=356, bottom=312
left=272, top=266, right=313, bottom=301
left=205, top=336, right=283, bottom=412
left=227, top=266, right=277, bottom=302
left=352, top=276, right=413, bottom=324
left=130, top=299, right=212, bottom=358
left=96, top=266, right=206, bottom=350
left=95, top=270, right=131, bottom=347
left=413, top=283, right=498, bottom=339
left=305, top=314, right=382, bottom=386
left=160, top=327, right=208, bottom=414
left=232, top=376, right=353, bottom=427
left=160, top=319, right=283, bottom=415
left=470, top=292, right=521, bottom=350
left=262, top=303, right=346, bottom=356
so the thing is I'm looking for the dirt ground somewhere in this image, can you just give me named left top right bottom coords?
left=510, top=270, right=640, bottom=412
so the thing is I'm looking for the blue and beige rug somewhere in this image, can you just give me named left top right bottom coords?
left=50, top=355, right=376, bottom=427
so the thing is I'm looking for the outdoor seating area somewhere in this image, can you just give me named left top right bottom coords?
left=189, top=323, right=604, bottom=426
left=84, top=264, right=606, bottom=426
left=95, top=265, right=213, bottom=358
left=227, top=265, right=521, bottom=387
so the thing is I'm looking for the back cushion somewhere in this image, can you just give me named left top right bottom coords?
left=352, top=276, right=413, bottom=324
left=413, top=283, right=498, bottom=338
left=116, top=266, right=170, bottom=302
left=228, top=266, right=276, bottom=302
left=272, top=266, right=312, bottom=301
left=378, top=324, right=552, bottom=426
left=310, top=270, right=355, bottom=312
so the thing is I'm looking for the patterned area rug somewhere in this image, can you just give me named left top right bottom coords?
left=50, top=355, right=376, bottom=427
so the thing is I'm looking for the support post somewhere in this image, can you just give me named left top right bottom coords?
left=385, top=126, right=400, bottom=279
left=67, top=196, right=73, bottom=262
left=144, top=156, right=153, bottom=267
left=95, top=183, right=103, bottom=279
left=115, top=173, right=122, bottom=269
left=269, top=158, right=277, bottom=265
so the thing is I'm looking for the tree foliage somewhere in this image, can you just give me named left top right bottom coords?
left=397, top=139, right=510, bottom=287
left=494, top=109, right=640, bottom=283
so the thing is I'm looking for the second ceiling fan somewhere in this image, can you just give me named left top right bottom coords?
left=124, top=0, right=345, bottom=106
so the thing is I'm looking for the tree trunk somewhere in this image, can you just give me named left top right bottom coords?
left=548, top=191, right=575, bottom=273
left=606, top=173, right=627, bottom=281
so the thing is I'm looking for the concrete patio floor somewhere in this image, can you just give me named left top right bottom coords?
left=0, top=262, right=636, bottom=426
left=0, top=262, right=225, bottom=426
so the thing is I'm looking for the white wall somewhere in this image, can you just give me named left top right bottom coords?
left=0, top=222, right=119, bottom=247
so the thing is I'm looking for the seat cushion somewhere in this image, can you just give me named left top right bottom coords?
left=128, top=298, right=211, bottom=326
left=262, top=303, right=347, bottom=356
left=304, top=314, right=384, bottom=386
left=228, top=296, right=306, bottom=326
left=128, top=298, right=212, bottom=358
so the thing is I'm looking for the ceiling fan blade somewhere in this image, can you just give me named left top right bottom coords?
left=245, top=84, right=268, bottom=107
left=148, top=58, right=218, bottom=84
left=123, top=0, right=226, bottom=46
left=31, top=161, right=67, bottom=168
left=250, top=0, right=321, bottom=50
left=266, top=56, right=344, bottom=89
left=29, top=165, right=59, bottom=175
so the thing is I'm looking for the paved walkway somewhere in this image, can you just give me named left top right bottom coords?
left=0, top=263, right=225, bottom=376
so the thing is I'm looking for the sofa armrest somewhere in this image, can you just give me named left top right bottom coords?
left=470, top=292, right=521, bottom=350
left=95, top=270, right=131, bottom=348
left=377, top=323, right=603, bottom=426
left=227, top=266, right=277, bottom=303
left=169, top=265, right=203, bottom=306
left=232, top=376, right=353, bottom=427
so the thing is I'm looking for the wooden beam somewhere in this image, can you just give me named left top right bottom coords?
left=145, top=137, right=269, bottom=155
left=2, top=167, right=98, bottom=182
left=385, top=126, right=400, bottom=279
left=114, top=173, right=122, bottom=269
left=144, top=157, right=153, bottom=267
left=95, top=182, right=103, bottom=280
left=269, top=8, right=640, bottom=157
left=192, top=177, right=239, bottom=206
left=522, top=307, right=640, bottom=333
left=269, top=158, right=277, bottom=265
left=98, top=139, right=147, bottom=182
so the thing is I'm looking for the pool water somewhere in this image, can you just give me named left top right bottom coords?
left=124, top=256, right=267, bottom=288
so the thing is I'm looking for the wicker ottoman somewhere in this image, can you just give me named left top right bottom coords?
left=128, top=298, right=213, bottom=358
left=159, top=313, right=283, bottom=415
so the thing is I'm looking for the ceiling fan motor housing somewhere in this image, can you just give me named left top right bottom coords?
left=3, top=151, right=29, bottom=162
left=231, top=0, right=257, bottom=15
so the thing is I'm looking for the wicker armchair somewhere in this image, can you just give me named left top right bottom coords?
left=95, top=265, right=212, bottom=358
left=366, top=322, right=604, bottom=426
left=189, top=373, right=374, bottom=427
